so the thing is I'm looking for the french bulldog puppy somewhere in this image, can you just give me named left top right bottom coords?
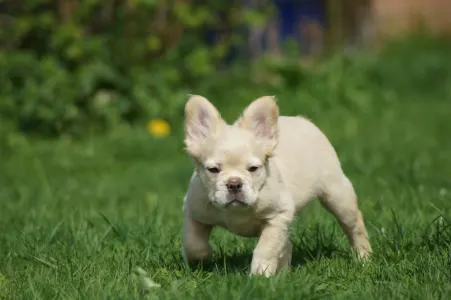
left=181, top=95, right=371, bottom=277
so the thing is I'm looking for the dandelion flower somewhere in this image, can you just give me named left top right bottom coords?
left=147, top=119, right=170, bottom=138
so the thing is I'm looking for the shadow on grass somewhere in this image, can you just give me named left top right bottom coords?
left=189, top=242, right=343, bottom=274
left=291, top=243, right=342, bottom=266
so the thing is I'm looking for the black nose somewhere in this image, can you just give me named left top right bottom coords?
left=226, top=177, right=243, bottom=193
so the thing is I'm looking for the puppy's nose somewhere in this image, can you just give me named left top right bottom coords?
left=226, top=177, right=243, bottom=193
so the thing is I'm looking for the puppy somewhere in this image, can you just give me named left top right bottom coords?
left=181, top=95, right=372, bottom=277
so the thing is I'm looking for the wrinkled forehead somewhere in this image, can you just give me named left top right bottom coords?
left=207, top=126, right=264, bottom=166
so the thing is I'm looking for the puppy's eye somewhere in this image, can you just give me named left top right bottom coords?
left=248, top=166, right=259, bottom=172
left=207, top=167, right=220, bottom=174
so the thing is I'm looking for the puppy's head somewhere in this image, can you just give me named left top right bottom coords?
left=184, top=95, right=279, bottom=209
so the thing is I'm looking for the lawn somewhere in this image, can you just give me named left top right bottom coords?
left=1, top=41, right=451, bottom=299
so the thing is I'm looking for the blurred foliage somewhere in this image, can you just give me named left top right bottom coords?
left=0, top=0, right=273, bottom=137
left=0, top=0, right=450, bottom=139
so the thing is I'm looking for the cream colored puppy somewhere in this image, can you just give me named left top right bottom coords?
left=181, top=95, right=372, bottom=277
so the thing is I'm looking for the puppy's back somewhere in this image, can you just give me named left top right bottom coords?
left=274, top=116, right=343, bottom=208
left=276, top=116, right=339, bottom=164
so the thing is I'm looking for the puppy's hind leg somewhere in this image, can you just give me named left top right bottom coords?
left=319, top=174, right=372, bottom=259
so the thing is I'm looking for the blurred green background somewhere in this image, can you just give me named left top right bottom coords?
left=0, top=0, right=450, bottom=138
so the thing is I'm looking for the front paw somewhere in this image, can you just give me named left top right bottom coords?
left=182, top=245, right=212, bottom=265
left=278, top=240, right=293, bottom=269
left=250, top=256, right=278, bottom=277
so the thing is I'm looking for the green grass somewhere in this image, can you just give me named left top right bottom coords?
left=1, top=43, right=451, bottom=299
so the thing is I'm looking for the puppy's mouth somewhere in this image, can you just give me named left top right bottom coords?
left=225, top=199, right=248, bottom=207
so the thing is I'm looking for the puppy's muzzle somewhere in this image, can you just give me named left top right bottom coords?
left=226, top=177, right=242, bottom=193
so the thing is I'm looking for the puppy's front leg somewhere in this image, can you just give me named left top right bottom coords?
left=182, top=215, right=213, bottom=264
left=251, top=216, right=291, bottom=277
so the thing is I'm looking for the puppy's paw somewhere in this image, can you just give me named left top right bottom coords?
left=352, top=240, right=372, bottom=262
left=182, top=245, right=213, bottom=265
left=278, top=241, right=293, bottom=269
left=250, top=256, right=278, bottom=277
left=356, top=247, right=372, bottom=261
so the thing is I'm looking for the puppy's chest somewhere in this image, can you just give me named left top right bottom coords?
left=193, top=206, right=263, bottom=237
left=217, top=211, right=263, bottom=237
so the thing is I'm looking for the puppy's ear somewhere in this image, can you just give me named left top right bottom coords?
left=235, top=96, right=279, bottom=154
left=184, top=95, right=223, bottom=157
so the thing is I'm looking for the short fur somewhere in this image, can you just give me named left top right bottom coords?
left=182, top=95, right=372, bottom=277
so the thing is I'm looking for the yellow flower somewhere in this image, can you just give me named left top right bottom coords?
left=147, top=119, right=170, bottom=138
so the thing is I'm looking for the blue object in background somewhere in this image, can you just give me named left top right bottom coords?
left=274, top=0, right=325, bottom=42
left=204, top=0, right=327, bottom=62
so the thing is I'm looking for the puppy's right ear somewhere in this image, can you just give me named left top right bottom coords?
left=184, top=95, right=223, bottom=157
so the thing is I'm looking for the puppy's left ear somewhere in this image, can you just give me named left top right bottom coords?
left=235, top=96, right=279, bottom=154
